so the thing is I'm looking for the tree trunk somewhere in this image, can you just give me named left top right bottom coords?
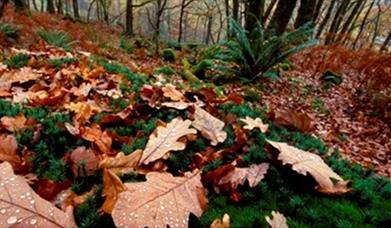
left=154, top=0, right=168, bottom=55
left=380, top=30, right=391, bottom=51
left=72, top=0, right=79, bottom=19
left=245, top=0, right=265, bottom=32
left=325, top=0, right=350, bottom=44
left=316, top=0, right=336, bottom=38
left=224, top=0, right=230, bottom=37
left=125, top=0, right=133, bottom=35
left=352, top=0, right=375, bottom=48
left=32, top=0, right=38, bottom=11
left=370, top=2, right=382, bottom=48
left=313, top=0, right=324, bottom=22
left=232, top=0, right=239, bottom=22
left=262, top=0, right=277, bottom=24
left=47, top=0, right=55, bottom=13
left=14, top=0, right=26, bottom=12
left=267, top=0, right=297, bottom=35
left=295, top=0, right=317, bottom=28
left=178, top=0, right=186, bottom=42
left=0, top=0, right=8, bottom=18
left=338, top=0, right=364, bottom=42
left=205, top=15, right=213, bottom=44
left=57, top=0, right=63, bottom=14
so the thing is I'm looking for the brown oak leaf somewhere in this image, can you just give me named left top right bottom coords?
left=218, top=163, right=270, bottom=189
left=0, top=67, right=41, bottom=88
left=81, top=124, right=113, bottom=155
left=192, top=106, right=227, bottom=146
left=0, top=162, right=77, bottom=228
left=210, top=214, right=230, bottom=228
left=162, top=84, right=185, bottom=101
left=265, top=211, right=288, bottom=228
left=0, top=134, right=21, bottom=168
left=267, top=140, right=349, bottom=194
left=112, top=171, right=206, bottom=228
left=240, top=117, right=269, bottom=133
left=1, top=114, right=27, bottom=132
left=70, top=146, right=101, bottom=177
left=139, top=118, right=196, bottom=165
left=99, top=150, right=142, bottom=175
left=269, top=110, right=314, bottom=132
left=101, top=169, right=126, bottom=214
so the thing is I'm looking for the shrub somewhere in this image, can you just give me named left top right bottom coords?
left=120, top=36, right=134, bottom=54
left=154, top=66, right=176, bottom=76
left=0, top=23, right=20, bottom=39
left=212, top=19, right=317, bottom=81
left=4, top=53, right=29, bottom=68
left=162, top=48, right=176, bottom=61
left=37, top=28, right=75, bottom=50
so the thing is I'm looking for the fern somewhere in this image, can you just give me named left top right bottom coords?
left=37, top=29, right=76, bottom=50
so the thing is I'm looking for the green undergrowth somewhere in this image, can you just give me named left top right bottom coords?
left=1, top=89, right=390, bottom=227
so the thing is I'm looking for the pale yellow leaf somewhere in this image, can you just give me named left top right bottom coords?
left=192, top=106, right=227, bottom=146
left=265, top=211, right=288, bottom=228
left=210, top=213, right=230, bottom=228
left=219, top=163, right=269, bottom=188
left=240, top=117, right=269, bottom=133
left=162, top=84, right=185, bottom=101
left=139, top=118, right=196, bottom=165
left=112, top=171, right=206, bottom=228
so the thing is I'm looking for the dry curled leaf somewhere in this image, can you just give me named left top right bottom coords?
left=1, top=114, right=27, bottom=132
left=139, top=118, right=197, bottom=165
left=267, top=140, right=349, bottom=194
left=269, top=110, right=314, bottom=132
left=81, top=124, right=113, bottom=155
left=101, top=169, right=126, bottom=214
left=240, top=117, right=269, bottom=133
left=112, top=171, right=206, bottom=228
left=99, top=150, right=142, bottom=175
left=265, top=211, right=288, bottom=228
left=0, top=134, right=21, bottom=168
left=162, top=84, right=185, bottom=101
left=0, top=162, right=77, bottom=228
left=219, top=163, right=270, bottom=189
left=0, top=67, right=41, bottom=88
left=70, top=146, right=100, bottom=177
left=192, top=106, right=227, bottom=146
left=210, top=213, right=230, bottom=228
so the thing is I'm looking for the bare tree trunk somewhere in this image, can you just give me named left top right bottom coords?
left=154, top=0, right=168, bottom=55
left=47, top=0, right=55, bottom=13
left=262, top=0, right=277, bottom=24
left=316, top=0, right=337, bottom=38
left=125, top=0, right=133, bottom=35
left=14, top=0, right=26, bottom=12
left=267, top=0, right=297, bottom=35
left=32, top=0, right=38, bottom=11
left=57, top=0, right=63, bottom=14
left=380, top=30, right=391, bottom=51
left=295, top=0, right=317, bottom=28
left=352, top=0, right=375, bottom=48
left=72, top=0, right=79, bottom=19
left=338, top=0, right=364, bottom=43
left=178, top=0, right=186, bottom=42
left=224, top=0, right=230, bottom=37
left=325, top=0, right=350, bottom=44
left=0, top=0, right=8, bottom=18
left=245, top=0, right=265, bottom=32
left=313, top=0, right=324, bottom=22
left=205, top=14, right=213, bottom=44
left=232, top=0, right=239, bottom=22
left=370, top=2, right=382, bottom=48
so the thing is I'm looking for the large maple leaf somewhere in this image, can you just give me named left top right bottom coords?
left=139, top=118, right=196, bottom=165
left=112, top=171, right=207, bottom=228
left=192, top=106, right=227, bottom=146
left=266, top=140, right=349, bottom=194
left=0, top=162, right=76, bottom=227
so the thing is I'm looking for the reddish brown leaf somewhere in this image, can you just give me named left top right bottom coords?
left=269, top=110, right=314, bottom=132
left=0, top=134, right=21, bottom=168
left=101, top=169, right=126, bottom=214
left=70, top=146, right=101, bottom=177
left=1, top=114, right=27, bottom=132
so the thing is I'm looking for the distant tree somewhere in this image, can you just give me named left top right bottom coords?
left=338, top=0, right=365, bottom=43
left=72, top=0, right=80, bottom=19
left=295, top=0, right=316, bottom=28
left=153, top=0, right=168, bottom=54
left=325, top=0, right=350, bottom=44
left=353, top=0, right=376, bottom=48
left=381, top=30, right=391, bottom=51
left=178, top=0, right=196, bottom=42
left=125, top=0, right=154, bottom=36
left=313, top=0, right=324, bottom=22
left=244, top=0, right=265, bottom=32
left=262, top=0, right=277, bottom=24
left=267, top=0, right=297, bottom=35
left=47, top=0, right=55, bottom=13
left=316, top=0, right=337, bottom=38
left=0, top=0, right=8, bottom=18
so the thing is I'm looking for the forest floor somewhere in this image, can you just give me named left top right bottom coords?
left=0, top=7, right=390, bottom=228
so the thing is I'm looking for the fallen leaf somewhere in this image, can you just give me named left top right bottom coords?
left=267, top=140, right=349, bottom=194
left=161, top=101, right=193, bottom=110
left=139, top=118, right=197, bottom=165
left=99, top=150, right=142, bottom=175
left=265, top=211, right=288, bottom=228
left=112, top=171, right=206, bottom=228
left=0, top=162, right=77, bottom=227
left=269, top=110, right=314, bottom=132
left=0, top=67, right=41, bottom=88
left=162, top=84, right=185, bottom=101
left=192, top=106, right=227, bottom=146
left=81, top=124, right=113, bottom=155
left=210, top=213, right=230, bottom=228
left=240, top=117, right=269, bottom=133
left=1, top=114, right=27, bottom=132
left=101, top=169, right=126, bottom=214
left=219, top=163, right=270, bottom=189
left=70, top=146, right=100, bottom=177
left=0, top=134, right=21, bottom=168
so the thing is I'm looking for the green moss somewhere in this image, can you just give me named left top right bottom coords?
left=162, top=48, right=176, bottom=61
left=5, top=53, right=29, bottom=68
left=119, top=37, right=134, bottom=54
left=47, top=57, right=76, bottom=69
left=154, top=66, right=176, bottom=76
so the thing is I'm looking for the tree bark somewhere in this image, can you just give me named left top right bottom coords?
left=313, top=0, right=324, bottom=22
left=370, top=1, right=382, bottom=48
left=232, top=0, right=239, bottom=22
left=325, top=0, right=350, bottom=44
left=262, top=0, right=277, bottom=24
left=245, top=0, right=265, bottom=32
left=267, top=0, right=297, bottom=35
left=295, top=0, right=317, bottom=28
left=47, top=0, right=55, bottom=13
left=338, top=0, right=364, bottom=42
left=316, top=0, right=337, bottom=38
left=72, top=0, right=79, bottom=19
left=0, top=0, right=8, bottom=18
left=178, top=0, right=195, bottom=42
left=14, top=0, right=26, bottom=12
left=154, top=0, right=168, bottom=55
left=205, top=14, right=213, bottom=44
left=125, top=0, right=134, bottom=35
left=57, top=0, right=63, bottom=14
left=352, top=0, right=375, bottom=48
left=380, top=30, right=391, bottom=51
